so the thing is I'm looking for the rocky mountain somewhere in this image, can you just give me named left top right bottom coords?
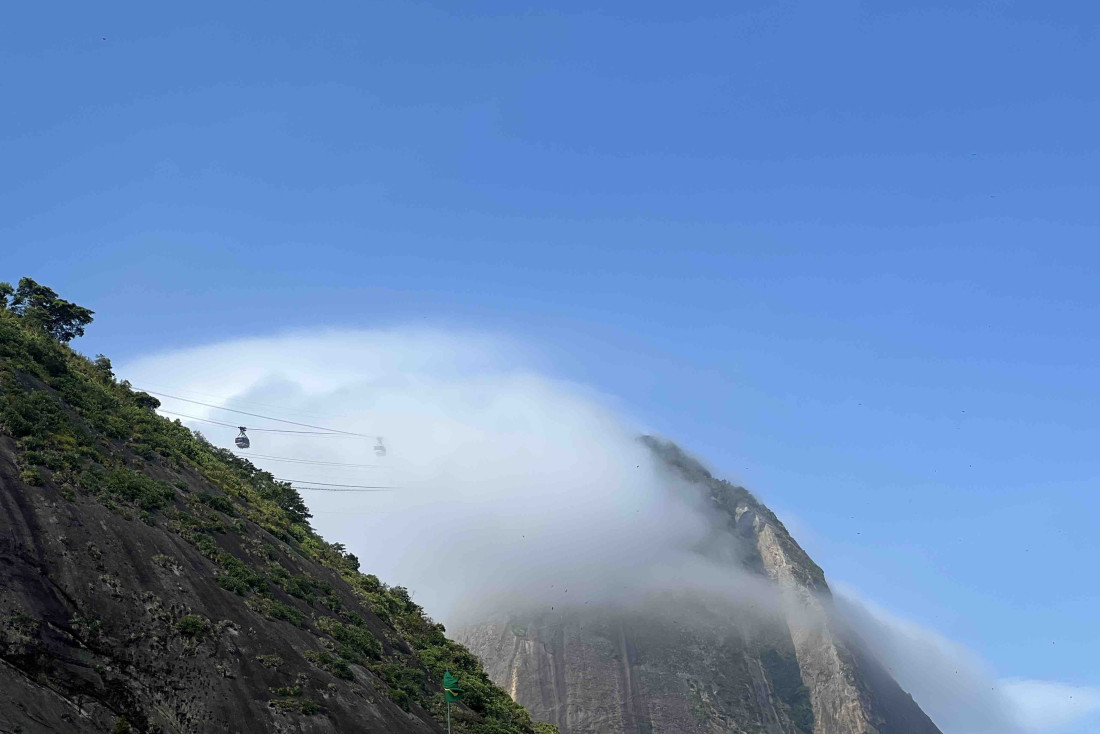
left=0, top=280, right=942, bottom=733
left=0, top=282, right=556, bottom=733
left=457, top=440, right=943, bottom=734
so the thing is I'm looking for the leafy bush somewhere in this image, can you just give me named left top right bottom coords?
left=247, top=594, right=305, bottom=627
left=175, top=614, right=207, bottom=636
left=101, top=468, right=175, bottom=511
left=197, top=492, right=235, bottom=515
left=318, top=616, right=382, bottom=660
left=375, top=661, right=426, bottom=711
left=305, top=650, right=354, bottom=680
left=270, top=695, right=320, bottom=715
left=272, top=685, right=301, bottom=697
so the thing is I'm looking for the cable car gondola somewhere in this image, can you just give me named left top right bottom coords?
left=374, top=438, right=386, bottom=457
left=235, top=427, right=250, bottom=449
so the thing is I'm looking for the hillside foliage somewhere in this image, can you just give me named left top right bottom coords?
left=0, top=279, right=557, bottom=734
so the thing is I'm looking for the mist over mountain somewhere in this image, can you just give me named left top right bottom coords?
left=121, top=328, right=1030, bottom=733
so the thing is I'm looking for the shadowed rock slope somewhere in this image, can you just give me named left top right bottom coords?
left=0, top=302, right=557, bottom=733
left=457, top=440, right=942, bottom=734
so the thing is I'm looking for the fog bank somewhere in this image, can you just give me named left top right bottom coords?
left=122, top=329, right=758, bottom=622
left=122, top=327, right=1092, bottom=734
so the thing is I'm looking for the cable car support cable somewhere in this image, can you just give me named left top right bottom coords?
left=138, top=388, right=380, bottom=438
left=230, top=452, right=380, bottom=468
left=158, top=410, right=348, bottom=435
left=274, top=478, right=398, bottom=489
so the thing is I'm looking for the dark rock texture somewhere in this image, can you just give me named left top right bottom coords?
left=0, top=434, right=447, bottom=733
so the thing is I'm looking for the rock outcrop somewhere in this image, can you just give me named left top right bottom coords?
left=457, top=440, right=941, bottom=734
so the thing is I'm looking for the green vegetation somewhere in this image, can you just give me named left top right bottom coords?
left=197, top=491, right=235, bottom=515
left=318, top=615, right=383, bottom=660
left=0, top=278, right=557, bottom=734
left=375, top=661, right=425, bottom=710
left=175, top=614, right=207, bottom=636
left=1, top=277, right=94, bottom=343
left=761, top=648, right=815, bottom=733
left=247, top=594, right=306, bottom=627
left=305, top=649, right=354, bottom=680
left=268, top=686, right=321, bottom=715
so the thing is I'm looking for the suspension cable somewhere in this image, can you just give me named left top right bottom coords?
left=156, top=410, right=389, bottom=489
left=139, top=388, right=379, bottom=438
left=231, top=452, right=380, bottom=468
left=158, top=410, right=237, bottom=429
left=289, top=485, right=395, bottom=493
left=130, top=381, right=345, bottom=421
left=274, top=478, right=398, bottom=489
left=158, top=410, right=347, bottom=435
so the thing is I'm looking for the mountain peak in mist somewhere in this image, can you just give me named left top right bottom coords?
left=458, top=437, right=943, bottom=734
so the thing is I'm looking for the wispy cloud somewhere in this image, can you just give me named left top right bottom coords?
left=1000, top=679, right=1100, bottom=734
left=835, top=586, right=1099, bottom=734
left=121, top=328, right=756, bottom=622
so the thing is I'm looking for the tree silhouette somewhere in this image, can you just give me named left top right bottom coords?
left=6, top=277, right=94, bottom=342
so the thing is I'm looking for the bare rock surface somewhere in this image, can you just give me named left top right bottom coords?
left=0, top=437, right=444, bottom=734
left=458, top=439, right=942, bottom=734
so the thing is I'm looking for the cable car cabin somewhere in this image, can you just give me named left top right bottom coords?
left=374, top=438, right=386, bottom=457
left=235, top=427, right=250, bottom=449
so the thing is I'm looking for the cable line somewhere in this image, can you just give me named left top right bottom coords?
left=138, top=388, right=378, bottom=438
left=231, top=452, right=380, bottom=468
left=158, top=410, right=238, bottom=429
left=289, top=485, right=394, bottom=493
left=275, top=478, right=398, bottom=489
left=158, top=410, right=343, bottom=435
left=154, top=412, right=391, bottom=491
left=311, top=509, right=393, bottom=514
left=130, top=381, right=344, bottom=421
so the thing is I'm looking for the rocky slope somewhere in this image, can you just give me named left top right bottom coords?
left=0, top=295, right=555, bottom=733
left=457, top=440, right=942, bottom=734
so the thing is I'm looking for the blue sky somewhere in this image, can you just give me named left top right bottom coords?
left=3, top=1, right=1099, bottom=729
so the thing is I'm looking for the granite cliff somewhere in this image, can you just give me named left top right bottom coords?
left=457, top=440, right=942, bottom=734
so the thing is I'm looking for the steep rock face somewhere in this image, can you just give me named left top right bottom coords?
left=0, top=437, right=440, bottom=734
left=461, top=605, right=811, bottom=734
left=458, top=440, right=941, bottom=734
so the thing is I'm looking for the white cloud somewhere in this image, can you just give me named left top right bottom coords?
left=1000, top=679, right=1100, bottom=734
left=835, top=587, right=1100, bottom=734
left=121, top=328, right=1097, bottom=734
left=120, top=328, right=756, bottom=623
left=833, top=587, right=1020, bottom=734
